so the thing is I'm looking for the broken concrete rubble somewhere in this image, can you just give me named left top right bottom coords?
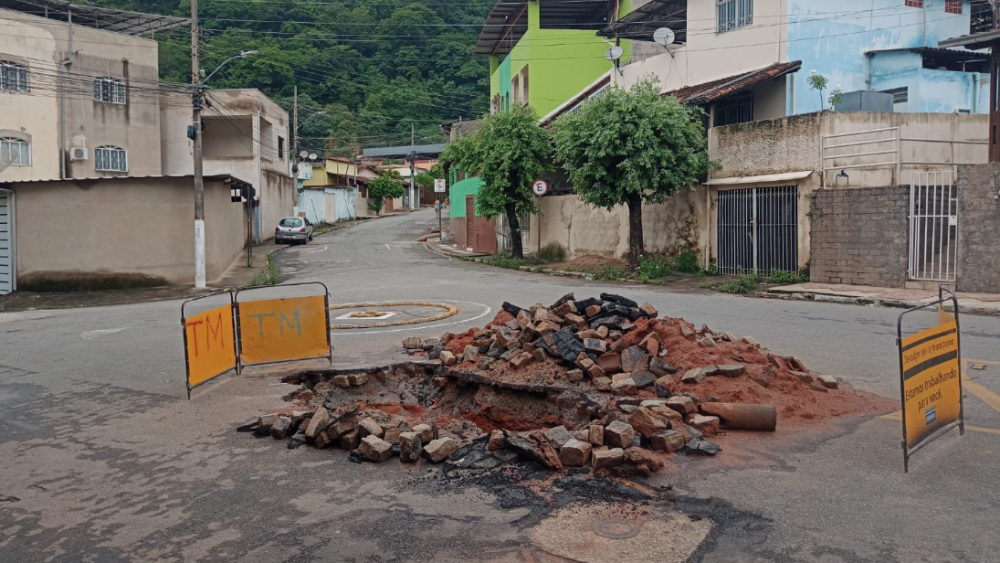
left=249, top=293, right=875, bottom=478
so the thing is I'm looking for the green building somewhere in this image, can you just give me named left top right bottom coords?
left=449, top=0, right=631, bottom=252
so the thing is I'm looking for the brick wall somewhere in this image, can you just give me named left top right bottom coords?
left=957, top=164, right=1000, bottom=293
left=809, top=187, right=909, bottom=287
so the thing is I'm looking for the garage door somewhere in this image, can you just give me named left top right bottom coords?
left=0, top=190, right=14, bottom=294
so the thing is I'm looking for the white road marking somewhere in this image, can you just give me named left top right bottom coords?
left=81, top=327, right=129, bottom=340
left=384, top=244, right=391, bottom=250
left=333, top=300, right=492, bottom=335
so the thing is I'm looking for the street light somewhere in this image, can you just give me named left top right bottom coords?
left=190, top=48, right=257, bottom=288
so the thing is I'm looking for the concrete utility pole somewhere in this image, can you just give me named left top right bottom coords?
left=292, top=84, right=299, bottom=173
left=410, top=122, right=416, bottom=209
left=191, top=0, right=206, bottom=288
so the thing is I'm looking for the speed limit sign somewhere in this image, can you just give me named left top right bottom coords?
left=531, top=179, right=549, bottom=196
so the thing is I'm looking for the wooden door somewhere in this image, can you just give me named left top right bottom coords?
left=465, top=196, right=475, bottom=249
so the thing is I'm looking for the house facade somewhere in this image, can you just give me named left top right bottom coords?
left=0, top=3, right=293, bottom=292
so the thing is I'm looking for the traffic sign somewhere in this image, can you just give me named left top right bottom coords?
left=532, top=179, right=549, bottom=196
left=434, top=178, right=447, bottom=193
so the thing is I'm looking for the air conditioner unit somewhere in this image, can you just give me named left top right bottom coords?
left=70, top=147, right=88, bottom=161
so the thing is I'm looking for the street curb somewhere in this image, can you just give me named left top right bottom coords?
left=419, top=236, right=595, bottom=280
left=761, top=289, right=1000, bottom=318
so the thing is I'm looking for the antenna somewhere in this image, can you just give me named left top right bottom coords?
left=308, top=153, right=318, bottom=161
left=605, top=45, right=624, bottom=61
left=299, top=150, right=309, bottom=159
left=653, top=27, right=675, bottom=47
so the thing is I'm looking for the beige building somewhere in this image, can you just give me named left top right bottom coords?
left=0, top=3, right=293, bottom=293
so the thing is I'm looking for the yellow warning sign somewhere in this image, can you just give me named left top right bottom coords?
left=900, top=319, right=961, bottom=448
left=184, top=304, right=237, bottom=387
left=238, top=295, right=329, bottom=365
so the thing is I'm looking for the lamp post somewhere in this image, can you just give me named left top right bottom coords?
left=189, top=40, right=257, bottom=288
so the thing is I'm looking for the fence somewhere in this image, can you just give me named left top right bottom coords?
left=821, top=127, right=988, bottom=186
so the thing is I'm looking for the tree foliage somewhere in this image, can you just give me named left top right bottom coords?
left=440, top=105, right=552, bottom=258
left=368, top=176, right=405, bottom=215
left=552, top=80, right=713, bottom=266
left=86, top=0, right=491, bottom=156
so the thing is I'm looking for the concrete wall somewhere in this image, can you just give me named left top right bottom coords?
left=0, top=8, right=163, bottom=182
left=956, top=163, right=1000, bottom=293
left=12, top=177, right=244, bottom=284
left=617, top=0, right=784, bottom=94
left=299, top=188, right=326, bottom=224
left=324, top=187, right=358, bottom=222
left=809, top=186, right=910, bottom=287
left=710, top=111, right=988, bottom=187
left=525, top=190, right=707, bottom=262
left=788, top=0, right=973, bottom=115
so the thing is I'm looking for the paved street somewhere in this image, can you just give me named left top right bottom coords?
left=2, top=208, right=999, bottom=562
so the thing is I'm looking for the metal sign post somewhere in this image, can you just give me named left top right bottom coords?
left=896, top=284, right=965, bottom=472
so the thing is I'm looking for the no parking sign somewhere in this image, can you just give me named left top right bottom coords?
left=531, top=179, right=548, bottom=196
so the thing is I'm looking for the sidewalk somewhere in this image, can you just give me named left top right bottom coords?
left=766, top=282, right=1000, bottom=316
left=420, top=234, right=491, bottom=258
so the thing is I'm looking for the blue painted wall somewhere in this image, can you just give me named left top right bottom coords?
left=299, top=189, right=326, bottom=224
left=327, top=187, right=358, bottom=222
left=788, top=0, right=978, bottom=114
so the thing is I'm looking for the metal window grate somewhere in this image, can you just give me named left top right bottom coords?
left=0, top=137, right=31, bottom=166
left=971, top=1, right=995, bottom=33
left=717, top=186, right=798, bottom=275
left=908, top=172, right=957, bottom=282
left=717, top=0, right=753, bottom=33
left=93, top=77, right=126, bottom=104
left=95, top=146, right=127, bottom=172
left=0, top=61, right=29, bottom=92
left=715, top=93, right=754, bottom=127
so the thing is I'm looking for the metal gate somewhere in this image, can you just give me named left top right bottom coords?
left=908, top=171, right=957, bottom=282
left=717, top=186, right=798, bottom=275
left=0, top=189, right=14, bottom=294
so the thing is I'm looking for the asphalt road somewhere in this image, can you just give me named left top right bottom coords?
left=1, top=208, right=998, bottom=562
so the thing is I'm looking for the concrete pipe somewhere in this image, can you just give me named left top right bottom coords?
left=699, top=403, right=777, bottom=432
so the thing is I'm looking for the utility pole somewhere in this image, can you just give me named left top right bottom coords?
left=191, top=0, right=206, bottom=288
left=293, top=84, right=299, bottom=174
left=410, top=122, right=416, bottom=209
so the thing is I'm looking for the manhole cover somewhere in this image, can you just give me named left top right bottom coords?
left=592, top=519, right=641, bottom=539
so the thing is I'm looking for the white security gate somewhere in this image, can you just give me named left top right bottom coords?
left=909, top=172, right=957, bottom=282
left=717, top=186, right=798, bottom=275
left=0, top=189, right=14, bottom=294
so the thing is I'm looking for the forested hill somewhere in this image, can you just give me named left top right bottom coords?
left=88, top=0, right=492, bottom=155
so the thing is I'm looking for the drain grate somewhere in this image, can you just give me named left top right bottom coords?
left=592, top=518, right=641, bottom=539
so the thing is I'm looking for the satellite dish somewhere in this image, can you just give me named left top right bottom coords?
left=299, top=150, right=309, bottom=159
left=605, top=45, right=624, bottom=61
left=308, top=153, right=318, bottom=161
left=653, top=27, right=675, bottom=47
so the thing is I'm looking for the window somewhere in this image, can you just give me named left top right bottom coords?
left=279, top=217, right=303, bottom=227
left=905, top=0, right=922, bottom=7
left=93, top=77, right=126, bottom=104
left=0, top=61, right=29, bottom=92
left=718, top=0, right=753, bottom=33
left=714, top=93, right=754, bottom=127
left=945, top=0, right=962, bottom=14
left=0, top=137, right=31, bottom=166
left=278, top=136, right=285, bottom=159
left=521, top=66, right=529, bottom=106
left=95, top=146, right=127, bottom=172
left=972, top=1, right=995, bottom=33
left=881, top=87, right=909, bottom=112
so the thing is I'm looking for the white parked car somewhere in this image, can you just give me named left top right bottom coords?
left=275, top=216, right=314, bottom=245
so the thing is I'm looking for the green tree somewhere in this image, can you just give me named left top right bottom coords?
left=553, top=80, right=713, bottom=268
left=368, top=176, right=405, bottom=216
left=440, top=105, right=551, bottom=258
